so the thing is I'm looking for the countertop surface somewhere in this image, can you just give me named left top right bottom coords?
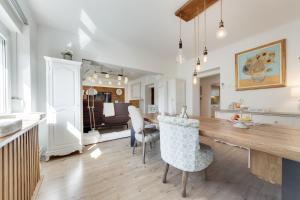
left=0, top=113, right=46, bottom=148
left=216, top=109, right=300, bottom=118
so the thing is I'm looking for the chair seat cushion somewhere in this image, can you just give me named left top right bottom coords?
left=145, top=123, right=158, bottom=129
left=104, top=115, right=130, bottom=125
left=135, top=131, right=160, bottom=143
left=0, top=119, right=22, bottom=138
left=194, top=143, right=214, bottom=172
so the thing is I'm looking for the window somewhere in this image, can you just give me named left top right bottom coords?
left=0, top=35, right=7, bottom=113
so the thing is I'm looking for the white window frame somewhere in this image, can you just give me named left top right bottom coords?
left=0, top=34, right=8, bottom=113
left=0, top=21, right=12, bottom=114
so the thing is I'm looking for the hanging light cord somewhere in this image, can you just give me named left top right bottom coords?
left=204, top=0, right=207, bottom=46
left=221, top=0, right=223, bottom=21
left=179, top=14, right=182, bottom=39
left=194, top=18, right=197, bottom=63
left=197, top=15, right=200, bottom=57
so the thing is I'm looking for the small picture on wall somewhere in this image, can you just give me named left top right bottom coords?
left=235, top=39, right=286, bottom=90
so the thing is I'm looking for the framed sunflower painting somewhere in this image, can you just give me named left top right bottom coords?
left=235, top=39, right=286, bottom=90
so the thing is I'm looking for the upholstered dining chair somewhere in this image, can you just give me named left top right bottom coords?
left=158, top=115, right=214, bottom=197
left=128, top=106, right=160, bottom=164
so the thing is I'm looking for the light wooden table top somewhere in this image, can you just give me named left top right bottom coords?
left=143, top=113, right=300, bottom=163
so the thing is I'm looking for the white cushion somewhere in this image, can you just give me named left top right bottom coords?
left=103, top=103, right=115, bottom=117
left=0, top=119, right=22, bottom=137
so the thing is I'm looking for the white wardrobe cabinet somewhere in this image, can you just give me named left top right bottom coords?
left=43, top=57, right=82, bottom=161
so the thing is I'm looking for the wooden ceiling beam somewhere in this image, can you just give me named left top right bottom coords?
left=175, top=0, right=218, bottom=22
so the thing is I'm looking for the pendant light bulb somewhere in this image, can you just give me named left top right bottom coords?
left=193, top=71, right=198, bottom=85
left=87, top=76, right=93, bottom=82
left=124, top=76, right=128, bottom=84
left=203, top=46, right=208, bottom=63
left=216, top=0, right=227, bottom=39
left=196, top=57, right=201, bottom=72
left=93, top=73, right=98, bottom=79
left=176, top=15, right=184, bottom=64
left=216, top=20, right=227, bottom=39
left=118, top=74, right=122, bottom=81
left=105, top=73, right=110, bottom=79
left=193, top=76, right=197, bottom=85
left=176, top=39, right=185, bottom=64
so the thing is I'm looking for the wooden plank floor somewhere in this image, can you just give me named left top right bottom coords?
left=37, top=138, right=281, bottom=200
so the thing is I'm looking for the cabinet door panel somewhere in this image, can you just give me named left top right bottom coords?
left=53, top=110, right=80, bottom=146
left=53, top=66, right=76, bottom=108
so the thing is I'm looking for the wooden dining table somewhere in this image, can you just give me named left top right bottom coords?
left=143, top=113, right=300, bottom=200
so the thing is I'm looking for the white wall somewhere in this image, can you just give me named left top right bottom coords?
left=126, top=75, right=162, bottom=113
left=178, top=20, right=300, bottom=114
left=37, top=25, right=174, bottom=111
left=176, top=58, right=201, bottom=115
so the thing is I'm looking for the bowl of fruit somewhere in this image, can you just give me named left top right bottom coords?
left=231, top=114, right=253, bottom=129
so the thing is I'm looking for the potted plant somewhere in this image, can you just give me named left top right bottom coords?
left=61, top=49, right=73, bottom=60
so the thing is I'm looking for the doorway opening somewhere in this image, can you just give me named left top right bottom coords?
left=145, top=84, right=156, bottom=113
left=200, top=74, right=220, bottom=118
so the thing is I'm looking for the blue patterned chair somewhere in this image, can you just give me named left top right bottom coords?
left=128, top=106, right=160, bottom=164
left=158, top=115, right=214, bottom=197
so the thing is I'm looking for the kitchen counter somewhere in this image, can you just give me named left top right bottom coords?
left=0, top=112, right=45, bottom=200
left=0, top=113, right=45, bottom=148
left=216, top=109, right=300, bottom=118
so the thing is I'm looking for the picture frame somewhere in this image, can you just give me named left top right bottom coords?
left=235, top=39, right=286, bottom=90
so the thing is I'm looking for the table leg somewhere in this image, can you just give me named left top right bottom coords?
left=250, top=149, right=282, bottom=185
left=282, top=158, right=300, bottom=200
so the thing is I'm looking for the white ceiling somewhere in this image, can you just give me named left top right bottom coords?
left=27, top=0, right=300, bottom=62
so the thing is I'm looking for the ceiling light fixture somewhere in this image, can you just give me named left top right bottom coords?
left=118, top=81, right=121, bottom=86
left=176, top=14, right=185, bottom=64
left=196, top=57, right=201, bottom=72
left=193, top=70, right=197, bottom=85
left=124, top=76, right=128, bottom=84
left=93, top=72, right=98, bottom=79
left=87, top=76, right=93, bottom=82
left=216, top=0, right=227, bottom=39
left=203, top=0, right=208, bottom=63
left=118, top=74, right=122, bottom=81
left=203, top=46, right=208, bottom=63
left=194, top=16, right=201, bottom=73
left=105, top=73, right=109, bottom=79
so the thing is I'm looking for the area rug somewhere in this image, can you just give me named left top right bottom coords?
left=83, top=129, right=131, bottom=145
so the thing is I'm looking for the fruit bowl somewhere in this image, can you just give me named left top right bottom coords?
left=231, top=119, right=254, bottom=129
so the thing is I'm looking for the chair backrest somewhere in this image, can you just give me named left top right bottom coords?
left=128, top=106, right=144, bottom=133
left=158, top=115, right=200, bottom=172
